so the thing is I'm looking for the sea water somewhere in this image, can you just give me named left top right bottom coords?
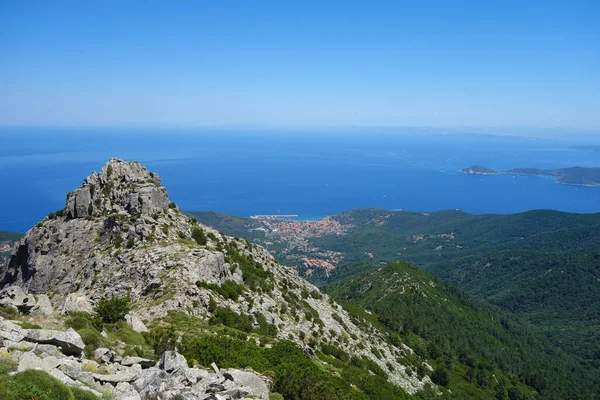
left=1, top=127, right=599, bottom=232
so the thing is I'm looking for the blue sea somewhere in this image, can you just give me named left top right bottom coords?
left=1, top=127, right=600, bottom=233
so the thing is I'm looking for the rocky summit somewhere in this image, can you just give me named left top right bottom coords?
left=0, top=159, right=435, bottom=398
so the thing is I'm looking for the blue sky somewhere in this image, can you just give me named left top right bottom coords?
left=1, top=1, right=599, bottom=130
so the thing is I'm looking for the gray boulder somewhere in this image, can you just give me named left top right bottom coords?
left=30, top=294, right=54, bottom=316
left=159, top=350, right=188, bottom=373
left=18, top=352, right=60, bottom=372
left=0, top=317, right=25, bottom=342
left=23, top=327, right=85, bottom=356
left=0, top=286, right=36, bottom=313
left=132, top=367, right=169, bottom=394
left=124, top=312, right=148, bottom=333
left=121, top=356, right=155, bottom=369
left=59, top=293, right=95, bottom=314
left=94, top=347, right=116, bottom=364
left=93, top=369, right=140, bottom=384
left=223, top=369, right=270, bottom=400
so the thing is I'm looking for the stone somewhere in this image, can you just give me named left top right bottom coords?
left=223, top=369, right=270, bottom=400
left=94, top=347, right=115, bottom=364
left=121, top=356, right=155, bottom=369
left=159, top=350, right=188, bottom=373
left=33, top=343, right=60, bottom=357
left=93, top=369, right=140, bottom=384
left=124, top=312, right=148, bottom=333
left=0, top=286, right=36, bottom=313
left=0, top=317, right=25, bottom=342
left=59, top=293, right=95, bottom=314
left=49, top=368, right=77, bottom=385
left=30, top=294, right=54, bottom=315
left=132, top=367, right=169, bottom=394
left=23, top=327, right=85, bottom=356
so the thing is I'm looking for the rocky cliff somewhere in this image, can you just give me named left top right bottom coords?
left=1, top=158, right=433, bottom=395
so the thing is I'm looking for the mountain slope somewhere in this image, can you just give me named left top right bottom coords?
left=1, top=159, right=433, bottom=398
left=327, top=262, right=600, bottom=399
left=190, top=207, right=600, bottom=378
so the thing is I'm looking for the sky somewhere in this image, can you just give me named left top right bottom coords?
left=1, top=1, right=599, bottom=130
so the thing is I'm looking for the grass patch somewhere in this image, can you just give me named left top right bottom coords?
left=0, top=369, right=100, bottom=399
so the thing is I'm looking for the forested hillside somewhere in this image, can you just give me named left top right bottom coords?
left=327, top=262, right=600, bottom=399
left=191, top=208, right=600, bottom=376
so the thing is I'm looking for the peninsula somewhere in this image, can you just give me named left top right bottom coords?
left=461, top=165, right=600, bottom=186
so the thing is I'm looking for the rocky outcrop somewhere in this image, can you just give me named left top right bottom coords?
left=22, top=327, right=85, bottom=356
left=0, top=158, right=434, bottom=394
left=67, top=158, right=170, bottom=219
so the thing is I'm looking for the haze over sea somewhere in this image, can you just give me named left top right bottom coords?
left=1, top=128, right=600, bottom=233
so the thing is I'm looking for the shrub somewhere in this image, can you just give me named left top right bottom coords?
left=431, top=367, right=450, bottom=387
left=66, top=312, right=103, bottom=331
left=95, top=295, right=131, bottom=324
left=0, top=351, right=18, bottom=375
left=210, top=307, right=254, bottom=333
left=192, top=226, right=207, bottom=245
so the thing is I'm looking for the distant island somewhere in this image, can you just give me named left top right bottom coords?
left=461, top=165, right=600, bottom=186
left=571, top=146, right=600, bottom=153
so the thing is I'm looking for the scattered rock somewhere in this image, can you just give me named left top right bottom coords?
left=30, top=294, right=54, bottom=315
left=223, top=369, right=270, bottom=400
left=121, top=356, right=155, bottom=369
left=93, top=369, right=140, bottom=384
left=23, top=327, right=85, bottom=356
left=159, top=350, right=188, bottom=373
left=0, top=317, right=25, bottom=342
left=59, top=293, right=95, bottom=314
left=94, top=347, right=116, bottom=364
left=0, top=286, right=36, bottom=314
left=124, top=312, right=148, bottom=333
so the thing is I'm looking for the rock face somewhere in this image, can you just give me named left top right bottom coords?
left=23, top=327, right=85, bottom=356
left=67, top=158, right=170, bottom=219
left=0, top=158, right=433, bottom=394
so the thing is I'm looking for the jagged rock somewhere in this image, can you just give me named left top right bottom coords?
left=17, top=352, right=60, bottom=372
left=23, top=327, right=85, bottom=356
left=59, top=293, right=95, bottom=314
left=93, top=369, right=140, bottom=384
left=132, top=367, right=169, bottom=394
left=30, top=294, right=53, bottom=315
left=222, top=369, right=270, bottom=400
left=121, top=356, right=155, bottom=369
left=125, top=312, right=148, bottom=333
left=49, top=367, right=77, bottom=385
left=67, top=158, right=170, bottom=218
left=94, top=347, right=116, bottom=364
left=0, top=286, right=36, bottom=313
left=160, top=350, right=188, bottom=373
left=32, top=343, right=61, bottom=357
left=115, top=382, right=142, bottom=400
left=0, top=317, right=25, bottom=342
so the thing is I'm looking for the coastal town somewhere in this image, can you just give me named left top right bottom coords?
left=250, top=216, right=353, bottom=275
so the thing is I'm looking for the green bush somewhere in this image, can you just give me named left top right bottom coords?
left=192, top=226, right=207, bottom=245
left=431, top=368, right=450, bottom=387
left=66, top=312, right=103, bottom=331
left=210, top=307, right=254, bottom=333
left=95, top=295, right=131, bottom=323
left=196, top=280, right=247, bottom=300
